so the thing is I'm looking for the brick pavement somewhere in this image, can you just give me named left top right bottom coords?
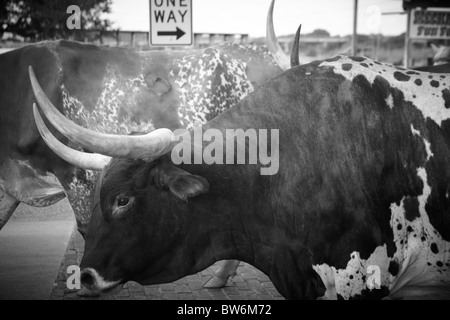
left=51, top=228, right=284, bottom=300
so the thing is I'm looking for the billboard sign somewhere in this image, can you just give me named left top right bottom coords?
left=410, top=8, right=450, bottom=39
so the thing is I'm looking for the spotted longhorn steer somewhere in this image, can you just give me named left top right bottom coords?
left=0, top=0, right=291, bottom=235
left=32, top=54, right=450, bottom=299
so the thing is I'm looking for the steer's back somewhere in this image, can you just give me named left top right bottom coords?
left=214, top=55, right=450, bottom=299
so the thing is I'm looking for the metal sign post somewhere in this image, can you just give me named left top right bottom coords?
left=149, top=0, right=193, bottom=46
left=404, top=8, right=411, bottom=68
left=352, top=0, right=358, bottom=56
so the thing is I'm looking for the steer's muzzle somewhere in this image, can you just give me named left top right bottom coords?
left=80, top=268, right=122, bottom=295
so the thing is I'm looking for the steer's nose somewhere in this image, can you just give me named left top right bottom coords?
left=79, top=267, right=122, bottom=294
left=80, top=269, right=95, bottom=289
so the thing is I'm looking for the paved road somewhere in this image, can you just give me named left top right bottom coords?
left=51, top=229, right=284, bottom=300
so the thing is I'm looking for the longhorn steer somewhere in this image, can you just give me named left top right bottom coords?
left=32, top=55, right=450, bottom=299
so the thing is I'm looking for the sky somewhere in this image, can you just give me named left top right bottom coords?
left=107, top=0, right=407, bottom=38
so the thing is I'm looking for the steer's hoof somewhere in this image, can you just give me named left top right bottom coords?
left=77, top=286, right=100, bottom=297
left=203, top=272, right=236, bottom=288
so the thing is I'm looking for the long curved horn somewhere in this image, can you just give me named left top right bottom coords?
left=33, top=104, right=111, bottom=170
left=266, top=0, right=290, bottom=70
left=290, top=24, right=301, bottom=68
left=29, top=66, right=174, bottom=161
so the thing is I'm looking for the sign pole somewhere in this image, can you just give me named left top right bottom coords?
left=352, top=0, right=358, bottom=56
left=404, top=8, right=411, bottom=68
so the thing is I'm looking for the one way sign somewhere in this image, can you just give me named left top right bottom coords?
left=149, top=0, right=193, bottom=46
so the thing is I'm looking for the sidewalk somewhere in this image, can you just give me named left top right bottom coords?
left=0, top=220, right=75, bottom=300
left=51, top=228, right=284, bottom=300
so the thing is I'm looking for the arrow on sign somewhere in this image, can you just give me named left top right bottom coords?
left=157, top=27, right=186, bottom=40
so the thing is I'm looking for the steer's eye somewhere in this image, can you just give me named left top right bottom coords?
left=118, top=197, right=129, bottom=207
left=112, top=195, right=135, bottom=218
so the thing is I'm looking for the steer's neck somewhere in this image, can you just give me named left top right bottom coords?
left=167, top=94, right=326, bottom=299
left=182, top=198, right=326, bottom=299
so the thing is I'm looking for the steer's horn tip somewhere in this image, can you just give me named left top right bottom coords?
left=268, top=0, right=275, bottom=18
left=290, top=23, right=302, bottom=68
left=153, top=128, right=175, bottom=140
left=32, top=103, right=39, bottom=114
left=294, top=24, right=302, bottom=44
left=28, top=65, right=41, bottom=92
left=28, top=65, right=35, bottom=77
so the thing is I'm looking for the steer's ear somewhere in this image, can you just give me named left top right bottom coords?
left=150, top=164, right=209, bottom=201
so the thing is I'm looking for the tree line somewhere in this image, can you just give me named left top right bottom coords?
left=1, top=0, right=113, bottom=40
